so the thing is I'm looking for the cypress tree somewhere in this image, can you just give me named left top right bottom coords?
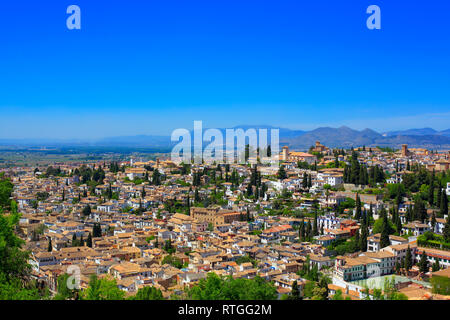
left=299, top=220, right=304, bottom=242
left=350, top=150, right=360, bottom=184
left=395, top=261, right=401, bottom=274
left=246, top=183, right=253, bottom=197
left=404, top=246, right=412, bottom=275
left=428, top=183, right=434, bottom=207
left=313, top=211, right=318, bottom=236
left=305, top=221, right=311, bottom=242
left=368, top=204, right=374, bottom=224
left=431, top=211, right=436, bottom=231
left=418, top=251, right=429, bottom=274
left=355, top=195, right=362, bottom=220
left=72, top=234, right=77, bottom=247
left=443, top=215, right=450, bottom=243
left=436, top=186, right=442, bottom=212
left=93, top=223, right=102, bottom=238
left=354, top=231, right=360, bottom=252
left=194, top=188, right=200, bottom=203
left=290, top=281, right=301, bottom=300
left=414, top=198, right=427, bottom=223
left=277, top=165, right=287, bottom=180
left=380, top=216, right=390, bottom=248
left=440, top=192, right=448, bottom=218
left=432, top=259, right=440, bottom=272
left=245, top=144, right=250, bottom=162
left=359, top=221, right=368, bottom=252
left=302, top=172, right=308, bottom=189
left=343, top=165, right=349, bottom=183
left=358, top=166, right=365, bottom=185
left=87, top=232, right=93, bottom=248
left=395, top=213, right=402, bottom=235
left=48, top=238, right=52, bottom=252
left=152, top=169, right=161, bottom=186
left=406, top=205, right=412, bottom=222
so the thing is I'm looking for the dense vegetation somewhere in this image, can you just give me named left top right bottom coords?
left=0, top=173, right=47, bottom=299
left=184, top=272, right=278, bottom=300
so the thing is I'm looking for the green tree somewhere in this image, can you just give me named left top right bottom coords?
left=331, top=289, right=344, bottom=300
left=414, top=198, right=427, bottom=223
left=302, top=172, right=308, bottom=189
left=277, top=165, right=287, bottom=180
left=334, top=155, right=340, bottom=168
left=395, top=261, right=401, bottom=274
left=161, top=255, right=183, bottom=269
left=404, top=246, right=413, bottom=276
left=289, top=280, right=302, bottom=300
left=440, top=192, right=449, bottom=218
left=431, top=275, right=450, bottom=295
left=81, top=274, right=124, bottom=300
left=82, top=205, right=91, bottom=217
left=245, top=144, right=250, bottom=162
left=185, top=273, right=277, bottom=300
left=432, top=259, right=440, bottom=272
left=129, top=286, right=163, bottom=300
left=359, top=221, right=368, bottom=252
left=72, top=234, right=78, bottom=247
left=53, top=273, right=78, bottom=300
left=93, top=223, right=102, bottom=238
left=86, top=232, right=93, bottom=248
left=380, top=217, right=391, bottom=248
left=355, top=194, right=362, bottom=220
left=313, top=211, right=318, bottom=236
left=418, top=251, right=429, bottom=274
left=0, top=198, right=44, bottom=299
left=311, top=286, right=328, bottom=300
left=152, top=169, right=161, bottom=186
left=443, top=214, right=450, bottom=243
left=0, top=173, right=14, bottom=209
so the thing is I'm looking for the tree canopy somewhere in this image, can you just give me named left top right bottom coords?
left=185, top=273, right=277, bottom=300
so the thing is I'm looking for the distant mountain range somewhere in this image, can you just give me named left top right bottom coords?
left=281, top=126, right=450, bottom=149
left=1, top=126, right=450, bottom=150
left=382, top=128, right=450, bottom=137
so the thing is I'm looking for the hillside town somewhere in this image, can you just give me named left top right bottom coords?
left=1, top=142, right=450, bottom=300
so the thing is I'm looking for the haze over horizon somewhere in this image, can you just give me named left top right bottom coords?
left=1, top=125, right=450, bottom=142
left=1, top=1, right=449, bottom=139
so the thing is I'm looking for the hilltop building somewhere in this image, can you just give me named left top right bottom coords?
left=281, top=146, right=317, bottom=164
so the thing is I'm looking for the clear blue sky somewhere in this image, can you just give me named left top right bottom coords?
left=1, top=0, right=449, bottom=139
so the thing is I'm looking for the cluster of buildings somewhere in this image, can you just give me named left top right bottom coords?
left=1, top=141, right=449, bottom=299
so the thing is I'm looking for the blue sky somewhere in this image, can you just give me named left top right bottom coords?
left=0, top=0, right=449, bottom=139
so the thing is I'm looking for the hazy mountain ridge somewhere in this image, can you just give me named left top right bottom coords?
left=1, top=126, right=450, bottom=149
left=383, top=127, right=450, bottom=137
left=282, top=127, right=450, bottom=149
